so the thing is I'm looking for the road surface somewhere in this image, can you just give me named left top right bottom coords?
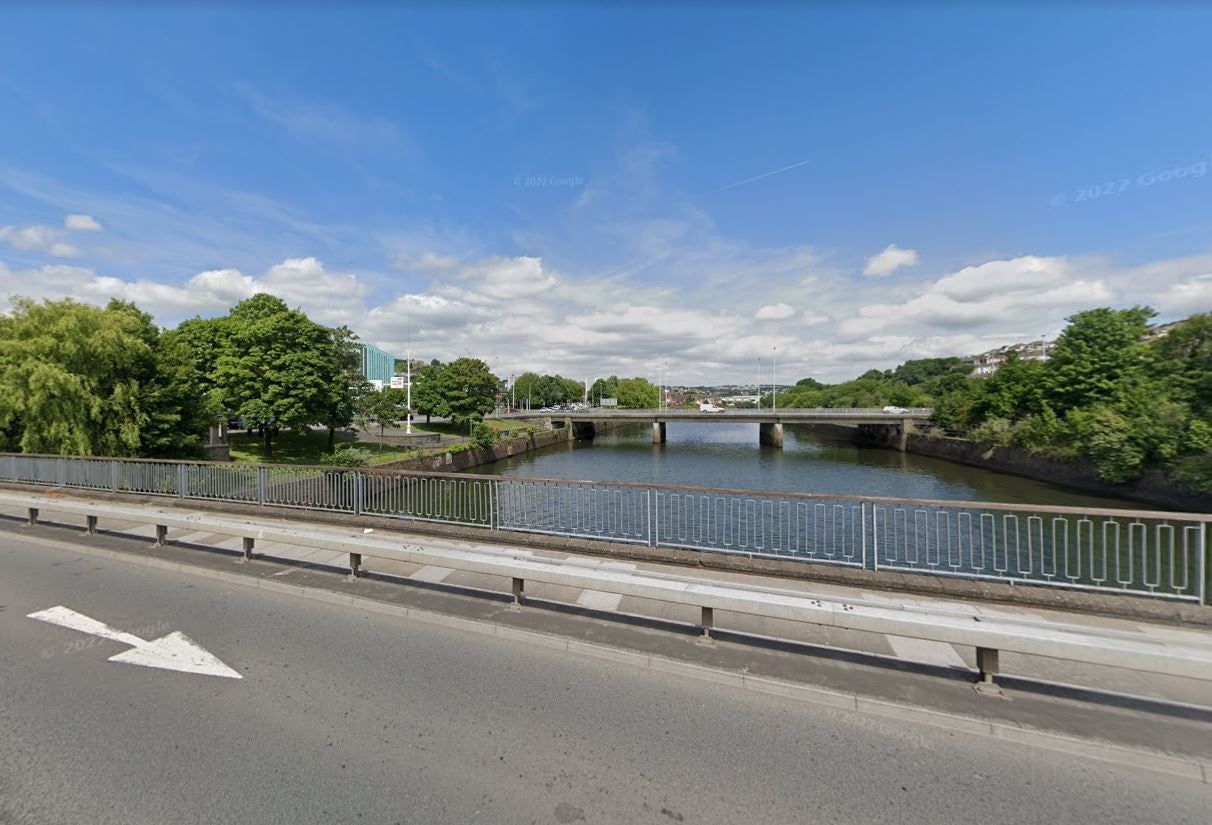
left=1, top=533, right=1208, bottom=825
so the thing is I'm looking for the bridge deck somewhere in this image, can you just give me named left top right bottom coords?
left=494, top=407, right=932, bottom=424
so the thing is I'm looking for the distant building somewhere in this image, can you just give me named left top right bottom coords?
left=358, top=342, right=398, bottom=387
left=965, top=340, right=1050, bottom=376
left=1142, top=320, right=1186, bottom=343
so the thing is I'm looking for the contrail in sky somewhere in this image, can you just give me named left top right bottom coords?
left=703, top=158, right=812, bottom=195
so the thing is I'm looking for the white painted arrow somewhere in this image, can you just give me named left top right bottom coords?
left=27, top=605, right=242, bottom=679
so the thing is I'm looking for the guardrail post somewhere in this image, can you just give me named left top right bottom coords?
left=257, top=466, right=266, bottom=506
left=85, top=515, right=97, bottom=535
left=975, top=647, right=999, bottom=689
left=153, top=524, right=168, bottom=547
left=349, top=552, right=362, bottom=578
left=25, top=507, right=38, bottom=527
left=242, top=537, right=254, bottom=560
left=696, top=606, right=714, bottom=646
left=510, top=577, right=525, bottom=609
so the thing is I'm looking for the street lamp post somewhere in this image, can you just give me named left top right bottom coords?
left=405, top=353, right=412, bottom=434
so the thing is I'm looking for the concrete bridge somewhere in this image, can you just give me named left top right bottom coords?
left=494, top=407, right=934, bottom=450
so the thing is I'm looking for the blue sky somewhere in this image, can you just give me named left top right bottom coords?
left=2, top=3, right=1212, bottom=383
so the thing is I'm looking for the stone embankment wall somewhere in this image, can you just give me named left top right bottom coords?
left=377, top=419, right=638, bottom=474
left=811, top=423, right=1212, bottom=512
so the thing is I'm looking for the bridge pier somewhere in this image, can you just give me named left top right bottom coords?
left=759, top=422, right=783, bottom=448
left=652, top=421, right=666, bottom=444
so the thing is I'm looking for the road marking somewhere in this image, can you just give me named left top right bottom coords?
left=27, top=605, right=241, bottom=679
left=886, top=635, right=967, bottom=669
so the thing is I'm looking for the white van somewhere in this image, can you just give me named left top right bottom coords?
left=699, top=403, right=725, bottom=413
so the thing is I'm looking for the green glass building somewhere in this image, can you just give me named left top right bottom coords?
left=358, top=342, right=398, bottom=387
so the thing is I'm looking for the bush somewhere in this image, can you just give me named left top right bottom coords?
left=969, top=417, right=1015, bottom=448
left=469, top=422, right=499, bottom=450
left=320, top=446, right=373, bottom=467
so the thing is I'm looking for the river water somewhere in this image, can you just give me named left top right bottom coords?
left=466, top=422, right=1141, bottom=509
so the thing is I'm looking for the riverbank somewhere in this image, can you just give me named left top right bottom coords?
left=803, top=423, right=1212, bottom=512
left=375, top=419, right=641, bottom=473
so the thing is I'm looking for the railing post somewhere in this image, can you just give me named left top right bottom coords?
left=647, top=489, right=657, bottom=548
left=871, top=501, right=881, bottom=571
left=1201, top=522, right=1209, bottom=607
left=110, top=460, right=119, bottom=492
left=56, top=457, right=65, bottom=487
left=354, top=472, right=364, bottom=516
left=177, top=463, right=187, bottom=498
left=257, top=465, right=266, bottom=506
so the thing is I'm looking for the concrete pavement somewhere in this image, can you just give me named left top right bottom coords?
left=2, top=520, right=1211, bottom=823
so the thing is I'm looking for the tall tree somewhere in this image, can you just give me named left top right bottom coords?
left=0, top=297, right=207, bottom=457
left=616, top=377, right=659, bottom=408
left=438, top=357, right=499, bottom=428
left=210, top=294, right=343, bottom=457
left=1149, top=313, right=1212, bottom=418
left=321, top=325, right=372, bottom=451
left=1044, top=306, right=1154, bottom=413
left=411, top=361, right=446, bottom=424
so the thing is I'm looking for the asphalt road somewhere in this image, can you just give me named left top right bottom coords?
left=1, top=535, right=1208, bottom=825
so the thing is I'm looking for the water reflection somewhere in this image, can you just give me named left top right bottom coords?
left=469, top=422, right=1142, bottom=509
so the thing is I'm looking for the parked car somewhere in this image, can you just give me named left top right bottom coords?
left=881, top=405, right=908, bottom=414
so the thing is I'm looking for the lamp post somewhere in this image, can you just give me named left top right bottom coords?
left=405, top=353, right=412, bottom=434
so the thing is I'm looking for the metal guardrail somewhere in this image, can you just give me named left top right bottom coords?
left=0, top=452, right=1207, bottom=604
left=5, top=490, right=1212, bottom=687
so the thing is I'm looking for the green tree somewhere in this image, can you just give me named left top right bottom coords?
left=1045, top=306, right=1154, bottom=413
left=439, top=357, right=499, bottom=428
left=971, top=352, right=1046, bottom=421
left=0, top=297, right=208, bottom=457
left=321, top=325, right=372, bottom=451
left=210, top=294, right=344, bottom=458
left=412, top=361, right=446, bottom=424
left=589, top=375, right=620, bottom=405
left=1149, top=313, right=1212, bottom=418
left=617, top=377, right=659, bottom=408
left=358, top=388, right=410, bottom=435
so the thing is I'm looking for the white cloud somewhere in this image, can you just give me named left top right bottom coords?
left=0, top=224, right=80, bottom=257
left=754, top=302, right=795, bottom=320
left=863, top=244, right=918, bottom=277
left=65, top=214, right=102, bottom=231
left=4, top=243, right=1212, bottom=386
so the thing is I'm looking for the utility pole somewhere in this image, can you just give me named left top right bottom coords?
left=772, top=346, right=777, bottom=414
left=757, top=358, right=761, bottom=411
